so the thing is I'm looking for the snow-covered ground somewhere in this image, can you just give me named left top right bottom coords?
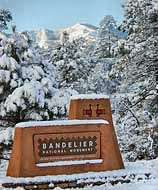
left=1, top=159, right=158, bottom=189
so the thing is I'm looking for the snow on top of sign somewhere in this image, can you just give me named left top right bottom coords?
left=15, top=119, right=109, bottom=128
left=36, top=159, right=103, bottom=167
left=70, top=94, right=109, bottom=100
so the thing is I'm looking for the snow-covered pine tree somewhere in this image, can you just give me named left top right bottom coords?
left=50, top=31, right=93, bottom=91
left=0, top=28, right=58, bottom=124
left=0, top=9, right=12, bottom=31
left=85, top=58, right=118, bottom=94
left=94, top=15, right=118, bottom=59
left=85, top=15, right=124, bottom=95
left=111, top=0, right=158, bottom=160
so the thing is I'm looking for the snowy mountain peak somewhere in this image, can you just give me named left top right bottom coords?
left=68, top=23, right=97, bottom=32
left=62, top=23, right=97, bottom=42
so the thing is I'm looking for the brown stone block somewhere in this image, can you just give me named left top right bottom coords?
left=7, top=119, right=123, bottom=177
left=68, top=95, right=124, bottom=171
left=69, top=96, right=114, bottom=125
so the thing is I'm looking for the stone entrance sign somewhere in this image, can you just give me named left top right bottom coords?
left=7, top=94, right=124, bottom=178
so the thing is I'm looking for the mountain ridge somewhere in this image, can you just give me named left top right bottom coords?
left=27, top=22, right=126, bottom=49
left=28, top=23, right=97, bottom=49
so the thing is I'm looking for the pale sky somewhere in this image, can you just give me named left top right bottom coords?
left=0, top=0, right=125, bottom=31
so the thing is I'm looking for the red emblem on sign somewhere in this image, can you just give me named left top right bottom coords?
left=83, top=104, right=92, bottom=117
